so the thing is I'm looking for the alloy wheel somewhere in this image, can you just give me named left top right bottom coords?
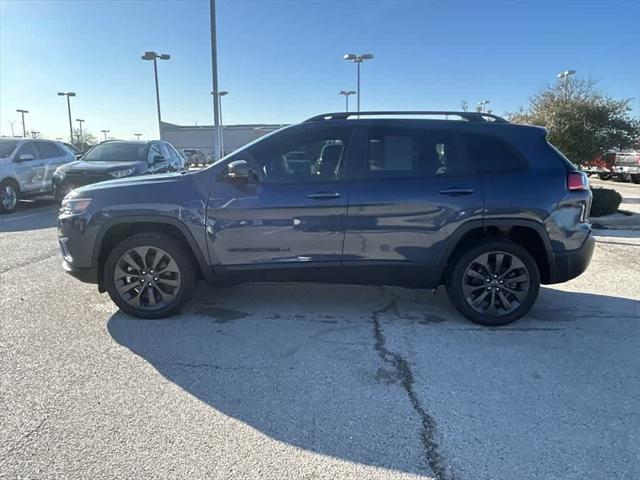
left=462, top=251, right=530, bottom=317
left=113, top=246, right=182, bottom=310
left=2, top=184, right=18, bottom=211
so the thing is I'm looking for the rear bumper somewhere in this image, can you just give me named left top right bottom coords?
left=547, top=233, right=595, bottom=284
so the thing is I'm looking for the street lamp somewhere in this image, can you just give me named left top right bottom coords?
left=101, top=129, right=110, bottom=141
left=141, top=51, right=171, bottom=139
left=343, top=53, right=374, bottom=113
left=338, top=90, right=356, bottom=112
left=134, top=133, right=143, bottom=140
left=211, top=90, right=228, bottom=156
left=557, top=70, right=576, bottom=99
left=57, top=92, right=76, bottom=144
left=30, top=131, right=40, bottom=139
left=477, top=100, right=490, bottom=113
left=75, top=119, right=85, bottom=148
left=16, top=109, right=29, bottom=138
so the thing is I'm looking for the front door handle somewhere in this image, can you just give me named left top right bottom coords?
left=306, top=192, right=342, bottom=199
left=439, top=187, right=475, bottom=196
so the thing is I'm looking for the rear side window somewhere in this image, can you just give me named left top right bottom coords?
left=363, top=127, right=470, bottom=178
left=36, top=142, right=62, bottom=159
left=463, top=134, right=527, bottom=174
left=16, top=142, right=39, bottom=159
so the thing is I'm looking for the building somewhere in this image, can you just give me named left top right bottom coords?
left=161, top=121, right=287, bottom=157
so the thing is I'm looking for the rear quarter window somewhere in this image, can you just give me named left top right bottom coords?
left=463, top=133, right=528, bottom=174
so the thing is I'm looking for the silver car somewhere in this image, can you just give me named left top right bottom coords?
left=0, top=138, right=76, bottom=213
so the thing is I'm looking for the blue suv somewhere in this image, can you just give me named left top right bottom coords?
left=57, top=111, right=594, bottom=326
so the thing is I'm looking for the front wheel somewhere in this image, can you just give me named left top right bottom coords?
left=446, top=240, right=540, bottom=326
left=597, top=173, right=611, bottom=181
left=104, top=233, right=197, bottom=319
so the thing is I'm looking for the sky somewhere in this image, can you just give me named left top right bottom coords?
left=0, top=0, right=639, bottom=141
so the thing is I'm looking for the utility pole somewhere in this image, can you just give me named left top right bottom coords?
left=57, top=92, right=76, bottom=143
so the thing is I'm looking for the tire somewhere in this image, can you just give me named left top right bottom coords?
left=597, top=173, right=611, bottom=181
left=631, top=174, right=640, bottom=184
left=0, top=179, right=20, bottom=214
left=104, top=232, right=198, bottom=319
left=445, top=239, right=540, bottom=326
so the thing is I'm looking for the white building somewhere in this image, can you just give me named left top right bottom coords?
left=161, top=121, right=287, bottom=157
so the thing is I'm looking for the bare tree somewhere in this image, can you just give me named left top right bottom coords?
left=460, top=100, right=469, bottom=112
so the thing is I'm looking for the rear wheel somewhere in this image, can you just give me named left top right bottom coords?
left=446, top=239, right=540, bottom=326
left=104, top=232, right=197, bottom=319
left=0, top=179, right=20, bottom=214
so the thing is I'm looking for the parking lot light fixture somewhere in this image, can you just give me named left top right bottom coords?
left=557, top=70, right=576, bottom=99
left=141, top=51, right=171, bottom=140
left=134, top=133, right=143, bottom=140
left=477, top=100, right=490, bottom=113
left=57, top=92, right=76, bottom=144
left=16, top=109, right=29, bottom=137
left=75, top=119, right=85, bottom=148
left=343, top=53, right=374, bottom=114
left=338, top=90, right=356, bottom=112
left=101, top=129, right=110, bottom=141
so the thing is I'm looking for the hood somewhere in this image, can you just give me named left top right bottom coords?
left=57, top=159, right=145, bottom=173
left=71, top=171, right=190, bottom=195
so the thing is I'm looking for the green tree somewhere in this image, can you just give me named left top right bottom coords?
left=508, top=77, right=639, bottom=165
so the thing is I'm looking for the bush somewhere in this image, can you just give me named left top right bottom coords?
left=590, top=187, right=622, bottom=217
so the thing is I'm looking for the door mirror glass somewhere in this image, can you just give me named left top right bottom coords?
left=227, top=160, right=250, bottom=180
left=18, top=153, right=35, bottom=162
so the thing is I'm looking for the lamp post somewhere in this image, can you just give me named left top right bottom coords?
left=477, top=100, right=490, bottom=113
left=57, top=92, right=76, bottom=143
left=16, top=109, right=28, bottom=138
left=141, top=51, right=171, bottom=139
left=75, top=119, right=84, bottom=148
left=343, top=53, right=374, bottom=113
left=101, top=129, right=110, bottom=141
left=557, top=70, right=576, bottom=99
left=211, top=90, right=228, bottom=156
left=338, top=90, right=356, bottom=112
left=30, top=131, right=40, bottom=139
left=134, top=133, right=143, bottom=140
left=209, top=0, right=222, bottom=161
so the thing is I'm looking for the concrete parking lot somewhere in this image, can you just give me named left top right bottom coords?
left=1, top=187, right=639, bottom=479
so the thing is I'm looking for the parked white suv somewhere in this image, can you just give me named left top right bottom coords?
left=0, top=138, right=76, bottom=213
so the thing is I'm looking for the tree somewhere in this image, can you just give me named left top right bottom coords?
left=507, top=77, right=639, bottom=165
left=460, top=100, right=469, bottom=112
left=73, top=128, right=98, bottom=151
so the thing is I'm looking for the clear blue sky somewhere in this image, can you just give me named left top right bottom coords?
left=1, top=0, right=638, bottom=141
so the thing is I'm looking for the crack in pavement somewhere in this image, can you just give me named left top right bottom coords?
left=0, top=249, right=58, bottom=274
left=371, top=289, right=455, bottom=480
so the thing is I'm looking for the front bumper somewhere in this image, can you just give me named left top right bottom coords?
left=61, top=258, right=98, bottom=284
left=548, top=233, right=595, bottom=284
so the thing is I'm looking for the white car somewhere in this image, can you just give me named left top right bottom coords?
left=0, top=138, right=76, bottom=213
left=612, top=150, right=640, bottom=184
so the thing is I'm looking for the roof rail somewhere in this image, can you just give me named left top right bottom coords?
left=304, top=111, right=508, bottom=123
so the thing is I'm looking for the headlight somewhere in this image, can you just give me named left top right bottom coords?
left=110, top=168, right=135, bottom=178
left=60, top=197, right=92, bottom=215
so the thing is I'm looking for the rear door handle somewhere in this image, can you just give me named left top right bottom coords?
left=306, top=192, right=342, bottom=199
left=439, top=187, right=475, bottom=195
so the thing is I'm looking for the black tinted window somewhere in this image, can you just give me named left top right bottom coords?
left=248, top=127, right=350, bottom=183
left=17, top=142, right=39, bottom=159
left=36, top=141, right=61, bottom=159
left=463, top=134, right=527, bottom=174
left=364, top=128, right=468, bottom=178
left=84, top=143, right=147, bottom=162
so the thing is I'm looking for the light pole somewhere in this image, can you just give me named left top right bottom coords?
left=141, top=51, right=170, bottom=139
left=16, top=109, right=28, bottom=138
left=134, top=133, right=143, bottom=140
left=30, top=131, right=40, bottom=139
left=101, top=129, right=110, bottom=141
left=57, top=92, right=76, bottom=143
left=557, top=70, right=576, bottom=99
left=338, top=90, right=356, bottom=112
left=343, top=53, right=374, bottom=114
left=211, top=90, right=228, bottom=156
left=477, top=100, right=490, bottom=113
left=76, top=119, right=85, bottom=148
left=209, top=0, right=222, bottom=161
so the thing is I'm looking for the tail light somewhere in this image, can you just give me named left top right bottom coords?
left=567, top=171, right=588, bottom=191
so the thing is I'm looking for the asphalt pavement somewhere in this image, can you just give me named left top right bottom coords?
left=1, top=195, right=639, bottom=480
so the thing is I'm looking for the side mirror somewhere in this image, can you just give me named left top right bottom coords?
left=75, top=153, right=83, bottom=160
left=227, top=160, right=250, bottom=180
left=18, top=153, right=35, bottom=162
left=151, top=155, right=166, bottom=164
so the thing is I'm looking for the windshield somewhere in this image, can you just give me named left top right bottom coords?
left=0, top=140, right=18, bottom=158
left=83, top=142, right=147, bottom=162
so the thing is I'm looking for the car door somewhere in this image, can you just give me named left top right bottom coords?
left=342, top=125, right=484, bottom=286
left=13, top=141, right=44, bottom=193
left=35, top=141, right=69, bottom=193
left=205, top=125, right=353, bottom=276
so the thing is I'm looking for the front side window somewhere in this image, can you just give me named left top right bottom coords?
left=364, top=127, right=468, bottom=178
left=246, top=127, right=350, bottom=183
left=83, top=142, right=147, bottom=162
left=463, top=134, right=528, bottom=174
